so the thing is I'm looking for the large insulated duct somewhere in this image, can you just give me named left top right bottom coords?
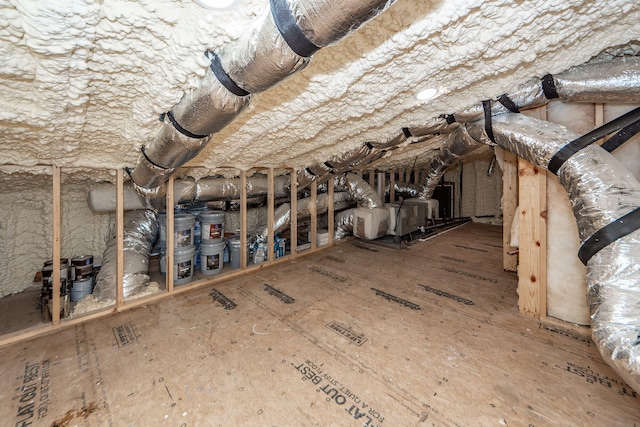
left=93, top=210, right=159, bottom=302
left=129, top=0, right=396, bottom=196
left=334, top=172, right=383, bottom=208
left=412, top=56, right=640, bottom=198
left=465, top=112, right=640, bottom=393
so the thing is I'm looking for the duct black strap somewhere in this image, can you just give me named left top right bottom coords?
left=541, top=74, right=559, bottom=99
left=140, top=145, right=171, bottom=169
left=165, top=111, right=208, bottom=139
left=497, top=94, right=520, bottom=113
left=548, top=106, right=640, bottom=174
left=270, top=0, right=320, bottom=58
left=402, top=127, right=412, bottom=138
left=578, top=207, right=640, bottom=265
left=207, top=51, right=250, bottom=97
left=482, top=100, right=496, bottom=144
left=442, top=114, right=456, bottom=124
left=324, top=161, right=334, bottom=169
left=601, top=114, right=640, bottom=153
left=364, top=141, right=374, bottom=149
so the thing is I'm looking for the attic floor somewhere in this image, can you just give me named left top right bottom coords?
left=1, top=223, right=638, bottom=426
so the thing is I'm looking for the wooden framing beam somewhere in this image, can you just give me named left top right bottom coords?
left=390, top=170, right=395, bottom=203
left=290, top=169, right=298, bottom=255
left=52, top=166, right=61, bottom=325
left=240, top=171, right=247, bottom=269
left=502, top=151, right=518, bottom=273
left=328, top=175, right=335, bottom=245
left=116, top=169, right=125, bottom=306
left=166, top=176, right=175, bottom=293
left=267, top=168, right=275, bottom=262
left=310, top=179, right=317, bottom=249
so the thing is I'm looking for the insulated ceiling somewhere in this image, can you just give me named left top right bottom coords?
left=1, top=0, right=639, bottom=176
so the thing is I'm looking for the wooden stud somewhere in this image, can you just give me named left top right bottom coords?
left=51, top=166, right=61, bottom=325
left=116, top=169, right=125, bottom=306
left=328, top=175, right=335, bottom=245
left=405, top=169, right=411, bottom=184
left=240, top=171, right=247, bottom=269
left=310, top=179, right=317, bottom=249
left=267, top=168, right=275, bottom=262
left=502, top=151, right=518, bottom=273
left=290, top=169, right=298, bottom=256
left=517, top=157, right=547, bottom=318
left=390, top=170, right=396, bottom=203
left=368, top=170, right=375, bottom=188
left=166, top=176, right=175, bottom=293
left=378, top=171, right=386, bottom=203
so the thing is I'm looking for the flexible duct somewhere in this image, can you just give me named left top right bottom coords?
left=335, top=208, right=356, bottom=240
left=465, top=112, right=640, bottom=392
left=93, top=209, right=159, bottom=302
left=334, top=172, right=383, bottom=208
left=129, top=0, right=396, bottom=196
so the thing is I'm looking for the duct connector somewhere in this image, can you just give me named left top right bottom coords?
left=93, top=209, right=159, bottom=302
left=466, top=111, right=640, bottom=393
left=129, top=0, right=397, bottom=199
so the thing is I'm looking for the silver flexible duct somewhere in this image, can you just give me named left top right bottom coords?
left=130, top=0, right=396, bottom=195
left=466, top=112, right=640, bottom=392
left=334, top=172, right=383, bottom=208
left=335, top=208, right=356, bottom=240
left=93, top=209, right=159, bottom=302
left=386, top=181, right=419, bottom=198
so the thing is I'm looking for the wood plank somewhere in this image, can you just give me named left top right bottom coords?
left=310, top=179, right=317, bottom=249
left=116, top=169, right=125, bottom=306
left=290, top=169, right=297, bottom=256
left=518, top=157, right=547, bottom=318
left=51, top=166, right=61, bottom=325
left=502, top=151, right=518, bottom=272
left=267, top=168, right=275, bottom=262
left=327, top=175, right=334, bottom=245
left=166, top=176, right=175, bottom=293
left=240, top=171, right=247, bottom=269
left=368, top=169, right=375, bottom=188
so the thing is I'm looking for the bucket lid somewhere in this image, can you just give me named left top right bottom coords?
left=174, top=213, right=195, bottom=224
left=200, top=210, right=225, bottom=221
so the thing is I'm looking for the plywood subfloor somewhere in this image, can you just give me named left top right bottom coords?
left=1, top=223, right=638, bottom=426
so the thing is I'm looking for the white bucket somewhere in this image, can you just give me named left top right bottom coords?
left=200, top=211, right=225, bottom=242
left=200, top=239, right=225, bottom=275
left=174, top=245, right=196, bottom=285
left=71, top=277, right=93, bottom=302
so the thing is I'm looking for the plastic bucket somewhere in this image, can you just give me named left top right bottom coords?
left=200, top=211, right=225, bottom=242
left=70, top=277, right=93, bottom=302
left=174, top=214, right=195, bottom=248
left=174, top=245, right=196, bottom=285
left=43, top=258, right=69, bottom=282
left=200, top=239, right=225, bottom=275
left=228, top=235, right=248, bottom=269
left=71, top=255, right=93, bottom=281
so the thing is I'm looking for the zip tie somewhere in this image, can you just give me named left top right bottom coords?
left=164, top=111, right=208, bottom=139
left=206, top=51, right=250, bottom=97
left=482, top=100, right=497, bottom=144
left=497, top=94, right=520, bottom=113
left=578, top=207, right=640, bottom=265
left=548, top=106, right=640, bottom=174
left=270, top=0, right=320, bottom=58
left=541, top=74, right=559, bottom=99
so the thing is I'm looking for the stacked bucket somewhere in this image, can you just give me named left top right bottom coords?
left=41, top=255, right=95, bottom=321
left=159, top=212, right=197, bottom=285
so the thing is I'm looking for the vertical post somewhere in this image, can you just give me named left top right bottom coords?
left=51, top=166, right=61, bottom=325
left=405, top=169, right=411, bottom=184
left=310, top=179, right=317, bottom=249
left=290, top=169, right=298, bottom=256
left=267, top=168, right=275, bottom=262
left=240, top=171, right=247, bottom=269
left=502, top=151, right=518, bottom=273
left=390, top=170, right=395, bottom=203
left=116, top=169, right=125, bottom=306
left=368, top=170, right=375, bottom=189
left=517, top=158, right=547, bottom=318
left=377, top=171, right=385, bottom=203
left=166, top=176, right=175, bottom=292
left=328, top=175, right=335, bottom=245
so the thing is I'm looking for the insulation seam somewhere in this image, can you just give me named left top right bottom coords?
left=206, top=51, right=251, bottom=97
left=548, top=106, right=640, bottom=174
left=270, top=0, right=320, bottom=58
left=578, top=207, right=640, bottom=265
